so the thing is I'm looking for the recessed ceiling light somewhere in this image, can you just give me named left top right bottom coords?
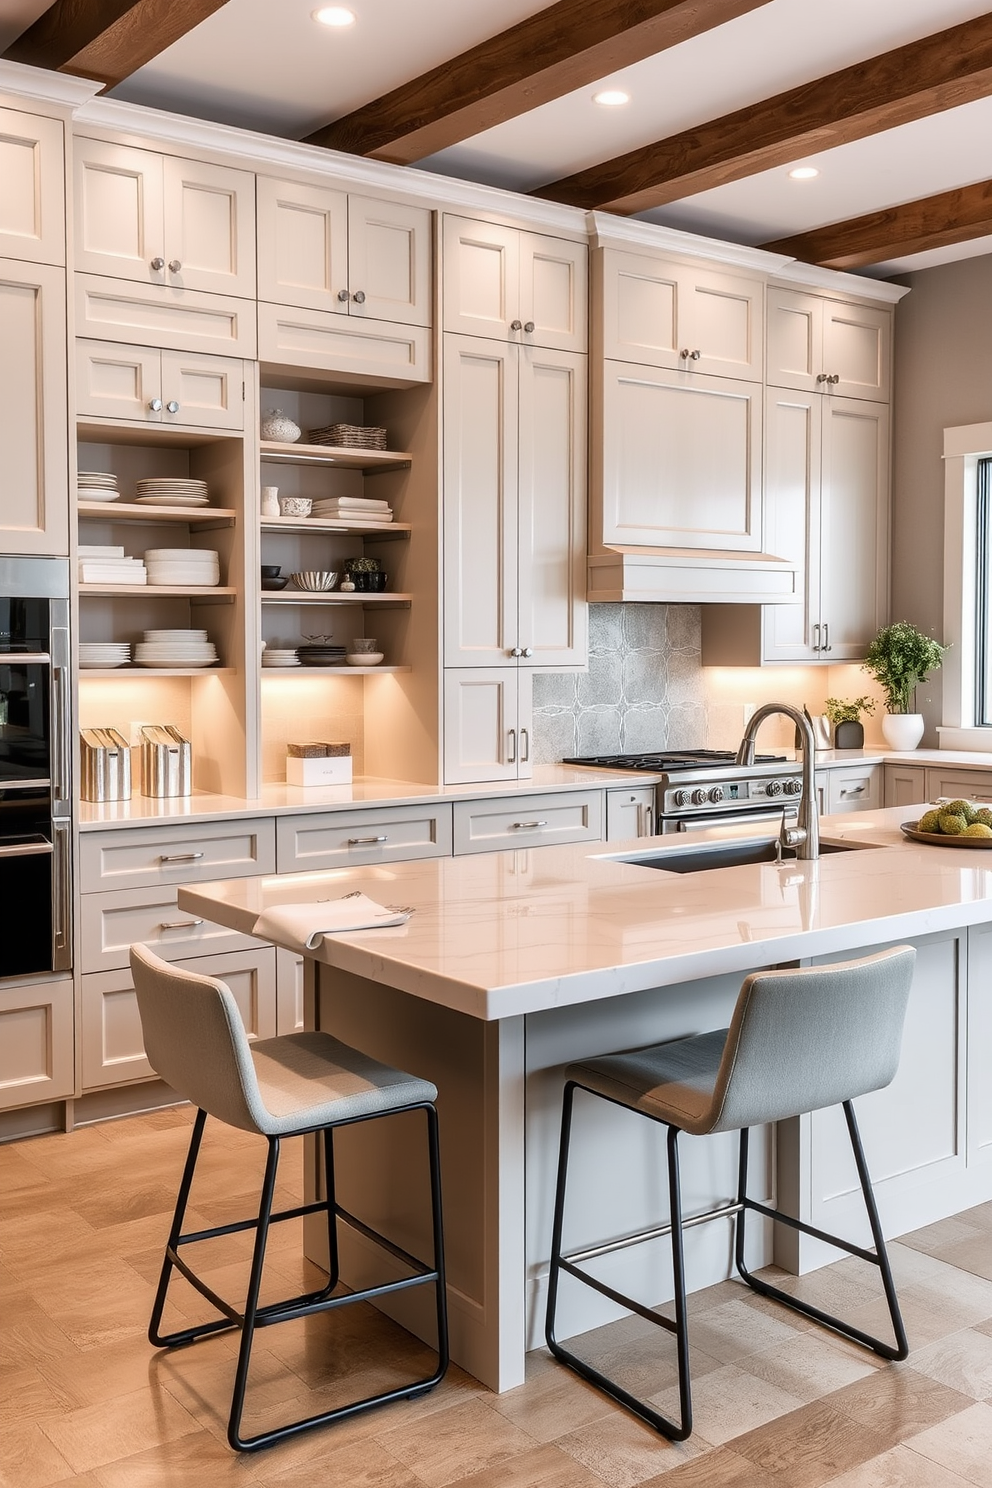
left=593, top=89, right=630, bottom=107
left=313, top=6, right=356, bottom=26
left=789, top=166, right=819, bottom=180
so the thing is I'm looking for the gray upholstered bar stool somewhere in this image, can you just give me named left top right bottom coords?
left=545, top=945, right=916, bottom=1441
left=130, top=944, right=448, bottom=1453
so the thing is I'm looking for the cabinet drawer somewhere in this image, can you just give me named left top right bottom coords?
left=276, top=804, right=452, bottom=871
left=826, top=765, right=880, bottom=813
left=80, top=884, right=262, bottom=973
left=80, top=946, right=277, bottom=1091
left=925, top=769, right=992, bottom=805
left=79, top=818, right=275, bottom=892
left=258, top=302, right=430, bottom=386
left=0, top=977, right=74, bottom=1110
left=452, top=790, right=603, bottom=854
left=75, top=273, right=256, bottom=357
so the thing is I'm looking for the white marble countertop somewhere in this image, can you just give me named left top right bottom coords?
left=179, top=804, right=992, bottom=1022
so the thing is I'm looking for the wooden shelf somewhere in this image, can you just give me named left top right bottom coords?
left=260, top=439, right=412, bottom=472
left=260, top=591, right=411, bottom=608
left=78, top=501, right=236, bottom=526
left=260, top=517, right=410, bottom=539
left=260, top=664, right=410, bottom=676
left=79, top=584, right=236, bottom=602
left=79, top=667, right=236, bottom=677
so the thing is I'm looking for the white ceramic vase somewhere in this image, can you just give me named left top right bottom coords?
left=881, top=712, right=925, bottom=751
left=260, top=409, right=301, bottom=443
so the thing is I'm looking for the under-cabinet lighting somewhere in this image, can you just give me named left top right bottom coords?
left=788, top=166, right=819, bottom=180
left=593, top=89, right=630, bottom=107
left=312, top=6, right=356, bottom=26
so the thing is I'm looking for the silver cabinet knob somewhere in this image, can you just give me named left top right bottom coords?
left=690, top=349, right=701, bottom=360
left=523, top=321, right=535, bottom=332
left=166, top=400, right=180, bottom=414
left=522, top=646, right=533, bottom=657
left=679, top=348, right=702, bottom=360
left=827, top=373, right=840, bottom=384
left=168, top=259, right=182, bottom=273
left=816, top=372, right=829, bottom=383
left=148, top=398, right=163, bottom=412
left=509, top=646, right=522, bottom=657
left=352, top=289, right=366, bottom=304
left=338, top=289, right=350, bottom=301
left=150, top=256, right=165, bottom=270
left=679, top=347, right=691, bottom=359
left=510, top=319, right=522, bottom=331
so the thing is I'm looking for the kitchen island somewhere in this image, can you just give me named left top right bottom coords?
left=179, top=805, right=992, bottom=1390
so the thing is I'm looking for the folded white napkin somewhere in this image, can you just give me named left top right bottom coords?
left=253, top=892, right=412, bottom=952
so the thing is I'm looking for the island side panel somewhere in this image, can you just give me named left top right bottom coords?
left=306, top=959, right=527, bottom=1392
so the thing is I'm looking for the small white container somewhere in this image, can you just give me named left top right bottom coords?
left=261, top=486, right=280, bottom=517
left=286, top=754, right=353, bottom=786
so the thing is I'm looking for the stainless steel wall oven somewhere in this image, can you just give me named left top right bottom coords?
left=0, top=557, right=71, bottom=977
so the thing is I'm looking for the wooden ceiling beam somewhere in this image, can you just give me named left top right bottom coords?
left=537, top=12, right=992, bottom=213
left=762, top=180, right=992, bottom=270
left=305, top=0, right=775, bottom=164
left=3, top=0, right=231, bottom=89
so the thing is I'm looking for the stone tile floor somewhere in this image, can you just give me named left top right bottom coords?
left=3, top=1106, right=992, bottom=1487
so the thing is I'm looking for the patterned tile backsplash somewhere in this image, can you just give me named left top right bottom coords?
left=532, top=604, right=706, bottom=763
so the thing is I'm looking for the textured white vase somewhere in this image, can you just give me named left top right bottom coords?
left=881, top=712, right=925, bottom=750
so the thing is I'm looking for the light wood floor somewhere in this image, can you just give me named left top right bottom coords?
left=4, top=1106, right=992, bottom=1488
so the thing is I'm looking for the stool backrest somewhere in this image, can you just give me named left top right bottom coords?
left=130, top=943, right=267, bottom=1133
left=706, top=945, right=916, bottom=1134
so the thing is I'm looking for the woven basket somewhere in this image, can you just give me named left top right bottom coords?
left=307, top=423, right=388, bottom=450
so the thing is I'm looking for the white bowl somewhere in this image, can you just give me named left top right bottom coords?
left=346, top=652, right=384, bottom=666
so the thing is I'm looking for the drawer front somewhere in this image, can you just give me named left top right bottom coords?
left=452, top=790, right=603, bottom=855
left=81, top=946, right=277, bottom=1091
left=258, top=302, right=431, bottom=385
left=75, top=273, right=257, bottom=357
left=826, top=766, right=881, bottom=814
left=79, top=818, right=275, bottom=892
left=80, top=884, right=262, bottom=973
left=276, top=804, right=452, bottom=871
left=0, top=977, right=74, bottom=1111
left=925, top=769, right=992, bottom=806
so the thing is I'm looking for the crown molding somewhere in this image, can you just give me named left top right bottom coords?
left=588, top=210, right=792, bottom=273
left=0, top=59, right=101, bottom=109
left=772, top=259, right=909, bottom=303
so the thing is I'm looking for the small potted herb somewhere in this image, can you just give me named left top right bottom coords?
left=824, top=696, right=875, bottom=750
left=862, top=622, right=947, bottom=751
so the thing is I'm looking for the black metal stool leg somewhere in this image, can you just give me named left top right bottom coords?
left=149, top=1107, right=208, bottom=1348
left=228, top=1135, right=281, bottom=1451
left=426, top=1104, right=450, bottom=1376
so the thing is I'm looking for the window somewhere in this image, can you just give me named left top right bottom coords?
left=976, top=457, right=992, bottom=726
left=941, top=423, right=992, bottom=748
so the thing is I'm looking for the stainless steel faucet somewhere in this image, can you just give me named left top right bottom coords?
left=736, top=702, right=820, bottom=860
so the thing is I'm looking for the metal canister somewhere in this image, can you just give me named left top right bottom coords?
left=140, top=724, right=191, bottom=797
left=80, top=727, right=132, bottom=802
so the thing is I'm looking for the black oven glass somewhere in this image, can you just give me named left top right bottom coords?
left=0, top=661, right=51, bottom=782
left=0, top=596, right=51, bottom=655
left=0, top=789, right=53, bottom=977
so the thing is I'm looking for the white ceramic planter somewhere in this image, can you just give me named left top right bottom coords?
left=881, top=712, right=925, bottom=750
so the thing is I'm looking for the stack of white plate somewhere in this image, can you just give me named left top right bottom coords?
left=135, top=629, right=218, bottom=668
left=144, top=548, right=220, bottom=587
left=77, top=471, right=118, bottom=502
left=135, top=478, right=210, bottom=508
left=262, top=648, right=300, bottom=667
left=79, top=642, right=131, bottom=668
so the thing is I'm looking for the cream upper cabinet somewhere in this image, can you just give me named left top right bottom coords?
left=0, top=107, right=65, bottom=265
left=596, top=360, right=762, bottom=552
left=443, top=334, right=586, bottom=669
left=443, top=215, right=587, bottom=351
left=75, top=339, right=245, bottom=430
left=256, top=177, right=431, bottom=326
left=443, top=668, right=533, bottom=784
left=767, top=286, right=891, bottom=402
left=0, top=259, right=68, bottom=556
left=74, top=138, right=256, bottom=298
left=598, top=249, right=763, bottom=381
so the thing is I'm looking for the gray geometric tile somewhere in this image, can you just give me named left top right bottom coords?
left=667, top=704, right=708, bottom=748
left=575, top=708, right=622, bottom=756
left=667, top=604, right=702, bottom=652
left=589, top=605, right=624, bottom=654
left=532, top=710, right=578, bottom=764
left=623, top=604, right=669, bottom=653
left=577, top=652, right=623, bottom=707
left=622, top=649, right=668, bottom=705
left=533, top=671, right=579, bottom=710
left=622, top=706, right=670, bottom=753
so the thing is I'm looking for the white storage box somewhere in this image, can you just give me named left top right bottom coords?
left=286, top=754, right=353, bottom=786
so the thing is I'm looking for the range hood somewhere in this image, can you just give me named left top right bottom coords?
left=587, top=546, right=798, bottom=605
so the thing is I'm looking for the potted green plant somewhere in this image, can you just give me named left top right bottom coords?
left=824, top=695, right=875, bottom=750
left=862, top=622, right=946, bottom=751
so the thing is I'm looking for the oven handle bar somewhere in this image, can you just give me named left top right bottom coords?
left=52, top=820, right=71, bottom=971
left=671, top=805, right=797, bottom=834
left=0, top=837, right=54, bottom=858
left=0, top=651, right=51, bottom=665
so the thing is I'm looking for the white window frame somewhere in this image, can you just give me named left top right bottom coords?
left=941, top=420, right=992, bottom=749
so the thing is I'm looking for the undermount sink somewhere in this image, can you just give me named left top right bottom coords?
left=616, top=838, right=864, bottom=875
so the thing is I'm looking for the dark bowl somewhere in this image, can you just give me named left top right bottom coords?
left=261, top=565, right=282, bottom=579
left=261, top=576, right=289, bottom=590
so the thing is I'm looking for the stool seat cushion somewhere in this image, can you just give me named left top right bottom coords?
left=251, top=1032, right=437, bottom=1137
left=567, top=1030, right=725, bottom=1135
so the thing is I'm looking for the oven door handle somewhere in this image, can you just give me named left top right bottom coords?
left=673, top=805, right=796, bottom=834
left=0, top=836, right=54, bottom=858
left=51, top=653, right=71, bottom=807
left=52, top=820, right=71, bottom=971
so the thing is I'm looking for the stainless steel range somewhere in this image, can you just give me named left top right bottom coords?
left=562, top=749, right=804, bottom=834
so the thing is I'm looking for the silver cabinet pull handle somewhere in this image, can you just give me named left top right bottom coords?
left=822, top=621, right=831, bottom=653
left=150, top=256, right=165, bottom=270
left=160, top=919, right=204, bottom=930
left=520, top=728, right=530, bottom=762
left=507, top=728, right=517, bottom=763
left=812, top=621, right=821, bottom=652
left=166, top=400, right=180, bottom=414
left=510, top=319, right=522, bottom=331
left=348, top=835, right=387, bottom=845
left=352, top=289, right=366, bottom=304
left=148, top=398, right=163, bottom=412
left=840, top=786, right=865, bottom=797
left=523, top=320, right=535, bottom=332
left=168, top=259, right=182, bottom=273
left=338, top=288, right=350, bottom=301
left=159, top=852, right=204, bottom=863
left=511, top=820, right=547, bottom=829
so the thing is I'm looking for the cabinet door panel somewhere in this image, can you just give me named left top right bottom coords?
left=0, top=260, right=68, bottom=556
left=443, top=335, right=518, bottom=665
left=257, top=301, right=430, bottom=384
left=0, top=978, right=73, bottom=1110
left=443, top=216, right=519, bottom=338
left=517, top=347, right=586, bottom=668
left=74, top=139, right=164, bottom=283
left=823, top=300, right=890, bottom=402
left=256, top=175, right=349, bottom=313
left=519, top=233, right=586, bottom=352
left=766, top=286, right=824, bottom=391
left=161, top=349, right=244, bottom=430
left=601, top=363, right=761, bottom=551
left=348, top=196, right=432, bottom=326
left=75, top=339, right=162, bottom=422
left=884, top=764, right=927, bottom=809
left=276, top=948, right=306, bottom=1035
left=443, top=668, right=521, bottom=783
left=760, top=387, right=821, bottom=661
left=818, top=398, right=888, bottom=659
left=607, top=787, right=655, bottom=841
left=0, top=108, right=64, bottom=265
left=163, top=156, right=255, bottom=298
left=600, top=249, right=679, bottom=366
left=682, top=267, right=762, bottom=381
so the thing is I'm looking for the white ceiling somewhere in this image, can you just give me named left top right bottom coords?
left=17, top=0, right=992, bottom=280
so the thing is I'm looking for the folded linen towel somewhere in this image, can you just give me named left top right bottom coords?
left=253, top=892, right=412, bottom=952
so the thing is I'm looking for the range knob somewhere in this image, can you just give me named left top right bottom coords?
left=708, top=785, right=725, bottom=804
left=766, top=779, right=783, bottom=797
left=783, top=778, right=802, bottom=796
left=690, top=787, right=708, bottom=806
left=673, top=788, right=691, bottom=808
